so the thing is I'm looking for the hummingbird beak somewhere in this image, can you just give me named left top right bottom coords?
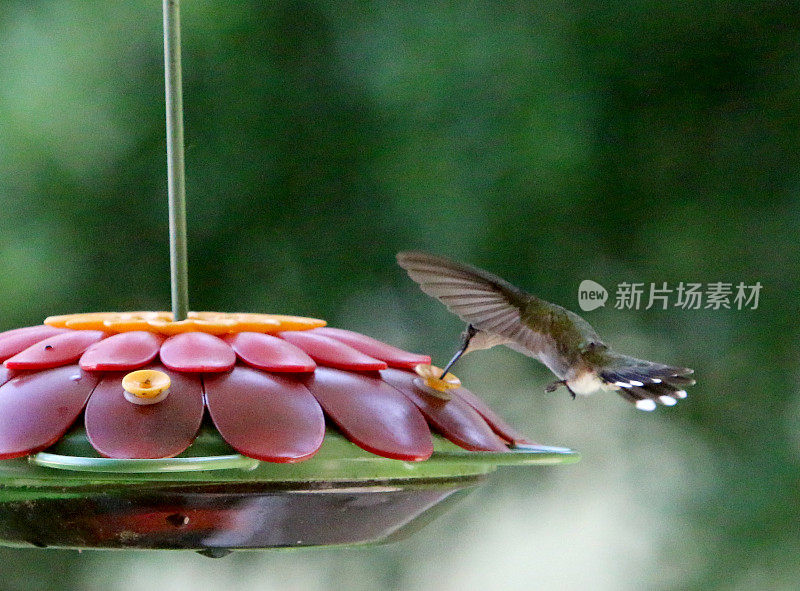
left=439, top=324, right=478, bottom=380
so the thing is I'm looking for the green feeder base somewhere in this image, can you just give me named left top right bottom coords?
left=0, top=427, right=578, bottom=552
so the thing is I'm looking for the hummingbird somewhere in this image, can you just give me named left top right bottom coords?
left=396, top=251, right=695, bottom=411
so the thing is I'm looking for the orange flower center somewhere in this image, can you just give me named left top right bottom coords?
left=122, top=369, right=171, bottom=399
left=414, top=363, right=461, bottom=392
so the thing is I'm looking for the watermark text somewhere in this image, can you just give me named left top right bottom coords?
left=578, top=281, right=761, bottom=311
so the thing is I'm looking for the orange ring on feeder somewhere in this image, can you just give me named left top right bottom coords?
left=44, top=311, right=326, bottom=336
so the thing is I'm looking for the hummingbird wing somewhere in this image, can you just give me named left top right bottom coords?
left=396, top=251, right=557, bottom=357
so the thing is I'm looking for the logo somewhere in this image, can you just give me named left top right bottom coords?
left=578, top=280, right=608, bottom=311
left=578, top=280, right=762, bottom=311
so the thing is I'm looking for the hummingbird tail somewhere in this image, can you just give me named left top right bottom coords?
left=599, top=355, right=695, bottom=411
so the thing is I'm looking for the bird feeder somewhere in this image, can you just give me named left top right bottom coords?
left=0, top=2, right=578, bottom=554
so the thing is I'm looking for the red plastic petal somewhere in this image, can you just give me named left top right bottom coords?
left=304, top=367, right=432, bottom=461
left=0, top=325, right=69, bottom=361
left=311, top=327, right=431, bottom=370
left=453, top=388, right=532, bottom=445
left=4, top=330, right=106, bottom=371
left=224, top=332, right=316, bottom=373
left=380, top=368, right=508, bottom=452
left=0, top=365, right=98, bottom=460
left=80, top=331, right=163, bottom=371
left=85, top=365, right=204, bottom=459
left=205, top=366, right=325, bottom=462
left=278, top=331, right=388, bottom=371
left=159, top=332, right=236, bottom=373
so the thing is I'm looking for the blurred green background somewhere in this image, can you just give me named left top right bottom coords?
left=1, top=1, right=799, bottom=589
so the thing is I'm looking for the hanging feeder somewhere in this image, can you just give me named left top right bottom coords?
left=0, top=1, right=578, bottom=553
left=0, top=313, right=576, bottom=552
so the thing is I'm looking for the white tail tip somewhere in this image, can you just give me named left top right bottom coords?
left=635, top=399, right=657, bottom=411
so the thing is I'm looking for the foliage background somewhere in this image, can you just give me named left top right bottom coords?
left=0, top=1, right=798, bottom=589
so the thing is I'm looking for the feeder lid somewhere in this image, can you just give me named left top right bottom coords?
left=0, top=312, right=576, bottom=470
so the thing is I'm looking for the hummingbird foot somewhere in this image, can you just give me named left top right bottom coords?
left=544, top=380, right=564, bottom=393
left=545, top=380, right=577, bottom=399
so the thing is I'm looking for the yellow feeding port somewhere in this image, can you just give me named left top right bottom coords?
left=122, top=370, right=171, bottom=405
